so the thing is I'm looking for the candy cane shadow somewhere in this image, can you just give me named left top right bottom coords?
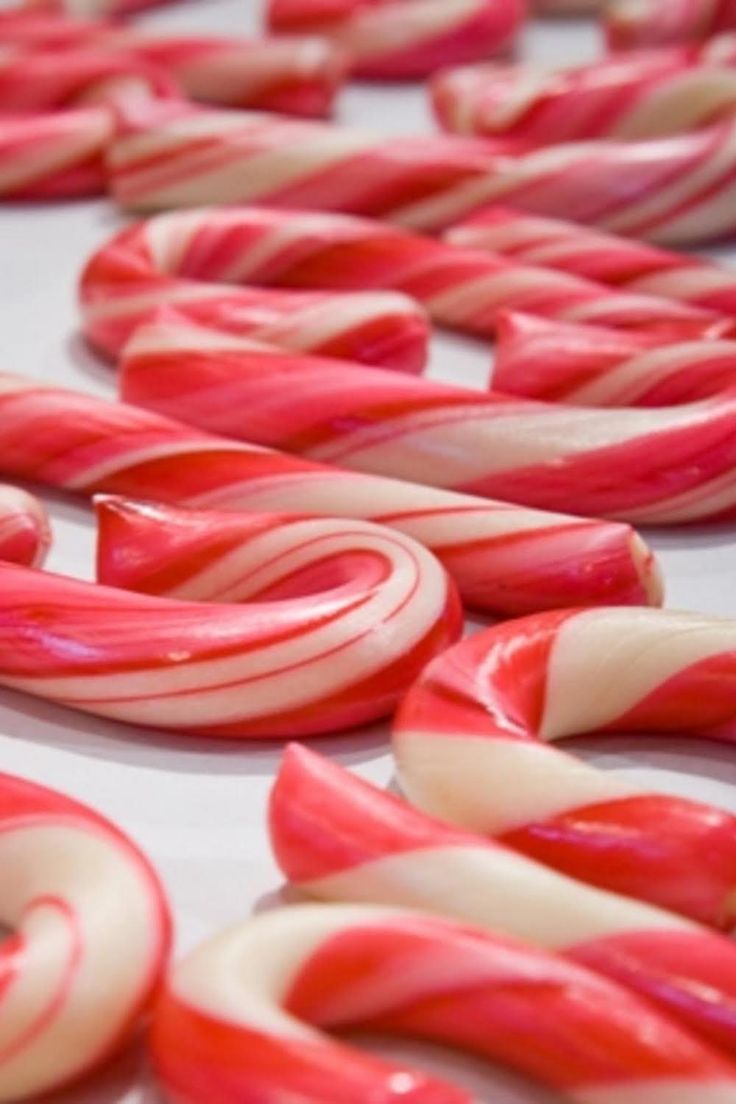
left=251, top=885, right=553, bottom=1104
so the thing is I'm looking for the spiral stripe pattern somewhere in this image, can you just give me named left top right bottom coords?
left=152, top=900, right=736, bottom=1104
left=270, top=744, right=736, bottom=1054
left=0, top=108, right=112, bottom=199
left=0, top=370, right=660, bottom=614
left=122, top=317, right=736, bottom=525
left=0, top=770, right=169, bottom=1101
left=607, top=0, right=736, bottom=50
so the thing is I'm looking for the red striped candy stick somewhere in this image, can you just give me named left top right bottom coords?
left=393, top=607, right=736, bottom=924
left=0, top=495, right=459, bottom=737
left=446, top=206, right=736, bottom=319
left=494, top=312, right=736, bottom=406
left=122, top=317, right=736, bottom=525
left=0, top=107, right=112, bottom=198
left=0, top=770, right=170, bottom=1099
left=106, top=105, right=736, bottom=244
left=607, top=0, right=736, bottom=51
left=82, top=207, right=733, bottom=363
left=433, top=35, right=736, bottom=142
left=271, top=744, right=736, bottom=1051
left=266, top=0, right=526, bottom=80
left=0, top=485, right=50, bottom=567
left=0, top=371, right=661, bottom=614
left=152, top=902, right=736, bottom=1104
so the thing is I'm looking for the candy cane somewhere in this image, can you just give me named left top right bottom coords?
left=152, top=902, right=736, bottom=1104
left=121, top=316, right=736, bottom=525
left=0, top=371, right=661, bottom=614
left=0, top=48, right=179, bottom=112
left=493, top=312, right=736, bottom=407
left=391, top=606, right=736, bottom=923
left=21, top=0, right=181, bottom=17
left=607, top=0, right=736, bottom=50
left=433, top=35, right=736, bottom=143
left=270, top=744, right=736, bottom=1051
left=0, top=769, right=169, bottom=1100
left=0, top=11, right=104, bottom=50
left=266, top=0, right=526, bottom=80
left=0, top=485, right=50, bottom=567
left=0, top=495, right=459, bottom=737
left=82, top=207, right=732, bottom=364
left=446, top=206, right=736, bottom=319
left=0, top=107, right=112, bottom=199
left=106, top=105, right=736, bottom=244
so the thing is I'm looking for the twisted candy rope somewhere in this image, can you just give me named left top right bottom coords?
left=81, top=212, right=430, bottom=370
left=82, top=207, right=733, bottom=363
left=267, top=0, right=526, bottom=80
left=106, top=105, right=736, bottom=245
left=0, top=13, right=348, bottom=118
left=271, top=744, right=736, bottom=1051
left=0, top=107, right=112, bottom=199
left=0, top=770, right=169, bottom=1100
left=494, top=313, right=736, bottom=407
left=122, top=317, right=736, bottom=525
left=447, top=206, right=736, bottom=319
left=0, top=371, right=660, bottom=614
left=0, top=494, right=459, bottom=738
left=151, top=902, right=736, bottom=1104
left=0, top=485, right=50, bottom=568
left=392, top=607, right=736, bottom=924
left=433, top=35, right=736, bottom=143
left=607, top=0, right=736, bottom=50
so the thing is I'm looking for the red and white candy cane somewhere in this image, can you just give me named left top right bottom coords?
left=607, top=0, right=736, bottom=50
left=447, top=206, right=736, bottom=319
left=0, top=769, right=169, bottom=1100
left=0, top=107, right=112, bottom=199
left=494, top=313, right=736, bottom=407
left=0, top=371, right=661, bottom=615
left=122, top=317, right=736, bottom=525
left=152, top=902, right=736, bottom=1104
left=0, top=495, right=459, bottom=738
left=267, top=0, right=526, bottom=80
left=433, top=35, right=736, bottom=143
left=106, top=105, right=736, bottom=245
left=271, top=744, right=736, bottom=1051
left=0, top=48, right=179, bottom=112
left=82, top=207, right=733, bottom=364
left=81, top=211, right=430, bottom=370
left=392, top=607, right=736, bottom=924
left=0, top=485, right=49, bottom=567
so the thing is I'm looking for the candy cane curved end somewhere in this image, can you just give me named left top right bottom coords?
left=269, top=745, right=736, bottom=1054
left=0, top=486, right=50, bottom=568
left=393, top=606, right=736, bottom=927
left=0, top=496, right=461, bottom=738
left=151, top=901, right=736, bottom=1104
left=0, top=771, right=170, bottom=1101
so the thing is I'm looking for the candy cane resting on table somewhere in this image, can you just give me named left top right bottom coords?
left=0, top=371, right=661, bottom=614
left=106, top=106, right=736, bottom=245
left=0, top=108, right=112, bottom=199
left=493, top=313, right=736, bottom=406
left=270, top=744, right=736, bottom=1051
left=0, top=485, right=50, bottom=568
left=121, top=317, right=736, bottom=525
left=607, top=0, right=736, bottom=50
left=0, top=770, right=169, bottom=1100
left=82, top=207, right=734, bottom=363
left=152, top=903, right=736, bottom=1104
left=267, top=0, right=526, bottom=80
left=433, top=35, right=736, bottom=143
left=447, top=207, right=736, bottom=319
left=0, top=496, right=459, bottom=738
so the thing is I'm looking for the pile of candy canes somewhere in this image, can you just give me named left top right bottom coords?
left=5, top=0, right=736, bottom=1099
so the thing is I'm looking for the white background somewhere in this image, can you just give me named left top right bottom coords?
left=1, top=3, right=736, bottom=1100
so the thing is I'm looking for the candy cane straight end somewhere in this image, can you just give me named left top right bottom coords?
left=0, top=771, right=170, bottom=1100
left=0, top=486, right=51, bottom=568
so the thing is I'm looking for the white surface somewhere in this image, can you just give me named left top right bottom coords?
left=1, top=4, right=735, bottom=1101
